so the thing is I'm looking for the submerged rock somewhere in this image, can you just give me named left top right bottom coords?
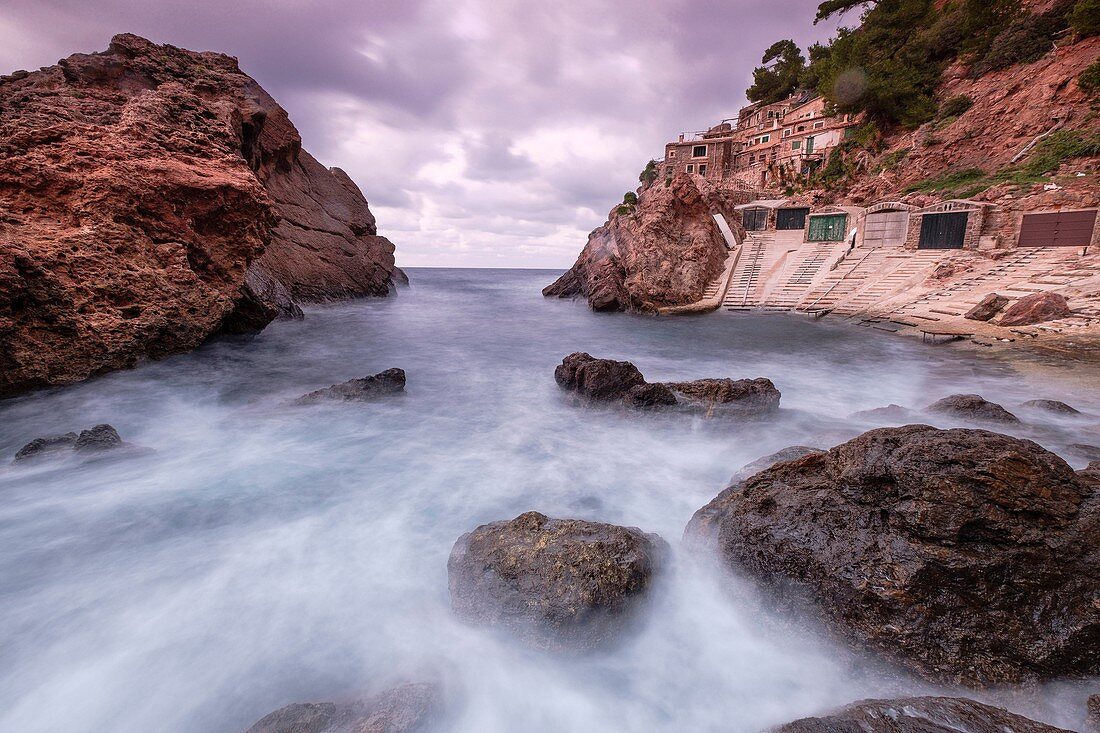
left=448, top=511, right=667, bottom=651
left=14, top=424, right=123, bottom=462
left=687, top=425, right=1098, bottom=684
left=848, top=404, right=921, bottom=423
left=554, top=353, right=646, bottom=401
left=243, top=682, right=440, bottom=733
left=772, top=696, right=1072, bottom=733
left=665, top=378, right=781, bottom=416
left=727, top=446, right=823, bottom=486
left=926, top=393, right=1021, bottom=425
left=965, top=293, right=1010, bottom=322
left=997, top=292, right=1072, bottom=327
left=296, top=369, right=406, bottom=404
left=1020, top=399, right=1082, bottom=415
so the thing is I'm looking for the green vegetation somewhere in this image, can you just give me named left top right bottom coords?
left=1080, top=59, right=1100, bottom=97
left=970, top=2, right=1073, bottom=76
left=1069, top=0, right=1100, bottom=36
left=639, top=160, right=658, bottom=186
left=939, top=95, right=974, bottom=119
left=747, top=40, right=807, bottom=104
left=622, top=191, right=638, bottom=206
left=903, top=167, right=988, bottom=194
left=875, top=147, right=911, bottom=172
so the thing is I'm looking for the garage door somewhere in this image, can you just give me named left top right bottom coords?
left=1018, top=209, right=1098, bottom=247
left=863, top=211, right=909, bottom=247
left=918, top=212, right=968, bottom=249
left=776, top=208, right=810, bottom=230
left=742, top=208, right=768, bottom=231
left=808, top=214, right=847, bottom=242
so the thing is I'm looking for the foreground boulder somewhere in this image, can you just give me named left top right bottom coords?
left=554, top=353, right=647, bottom=401
left=773, top=696, right=1072, bottom=733
left=687, top=425, right=1098, bottom=684
left=14, top=423, right=123, bottom=462
left=448, top=512, right=667, bottom=651
left=997, top=292, right=1072, bottom=327
left=0, top=34, right=398, bottom=397
left=926, top=394, right=1020, bottom=424
left=965, top=293, right=1010, bottom=322
left=296, top=369, right=406, bottom=404
left=244, top=682, right=440, bottom=733
left=665, top=378, right=781, bottom=416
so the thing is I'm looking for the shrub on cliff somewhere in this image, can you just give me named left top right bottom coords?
left=971, top=3, right=1072, bottom=76
left=1081, top=59, right=1100, bottom=98
left=939, top=95, right=974, bottom=119
left=1070, top=0, right=1100, bottom=36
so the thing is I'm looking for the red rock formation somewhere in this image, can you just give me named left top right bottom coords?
left=543, top=175, right=753, bottom=312
left=0, top=34, right=398, bottom=397
left=996, top=291, right=1072, bottom=326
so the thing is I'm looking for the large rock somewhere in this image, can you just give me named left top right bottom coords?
left=964, top=293, right=1010, bottom=322
left=554, top=353, right=646, bottom=401
left=772, top=696, right=1072, bottom=733
left=687, top=425, right=1099, bottom=684
left=543, top=174, right=753, bottom=312
left=665, top=378, right=781, bottom=416
left=296, top=368, right=406, bottom=404
left=244, top=682, right=440, bottom=733
left=448, top=511, right=667, bottom=651
left=996, top=292, right=1072, bottom=327
left=926, top=394, right=1021, bottom=424
left=14, top=423, right=123, bottom=461
left=0, top=34, right=397, bottom=397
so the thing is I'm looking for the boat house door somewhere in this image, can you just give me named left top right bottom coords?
left=918, top=212, right=968, bottom=249
left=776, top=207, right=810, bottom=230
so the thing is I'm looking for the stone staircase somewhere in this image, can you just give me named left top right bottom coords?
left=758, top=240, right=848, bottom=311
left=723, top=233, right=771, bottom=310
left=833, top=251, right=945, bottom=317
left=797, top=247, right=890, bottom=315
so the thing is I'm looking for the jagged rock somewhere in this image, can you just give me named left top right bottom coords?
left=543, top=174, right=753, bottom=312
left=926, top=394, right=1021, bottom=424
left=14, top=423, right=123, bottom=461
left=74, top=424, right=123, bottom=452
left=687, top=425, right=1099, bottom=684
left=772, top=696, right=1073, bottom=733
left=849, top=404, right=922, bottom=423
left=665, top=378, right=781, bottom=416
left=0, top=34, right=396, bottom=397
left=243, top=682, right=440, bottom=733
left=296, top=369, right=406, bottom=404
left=727, top=446, right=823, bottom=486
left=1020, top=399, right=1081, bottom=415
left=623, top=382, right=678, bottom=408
left=13, top=432, right=78, bottom=462
left=1088, top=694, right=1100, bottom=731
left=554, top=353, right=646, bottom=401
left=448, top=511, right=667, bottom=651
left=965, top=293, right=1010, bottom=322
left=996, top=292, right=1072, bottom=327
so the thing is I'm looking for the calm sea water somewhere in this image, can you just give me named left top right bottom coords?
left=0, top=268, right=1095, bottom=733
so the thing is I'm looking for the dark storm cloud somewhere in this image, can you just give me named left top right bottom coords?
left=0, top=0, right=839, bottom=267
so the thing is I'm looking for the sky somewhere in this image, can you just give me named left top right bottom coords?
left=0, top=0, right=846, bottom=268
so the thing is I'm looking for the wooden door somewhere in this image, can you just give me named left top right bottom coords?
left=808, top=214, right=847, bottom=241
left=742, top=208, right=768, bottom=231
left=776, top=208, right=810, bottom=230
left=864, top=211, right=909, bottom=247
left=918, top=212, right=968, bottom=249
left=1017, top=210, right=1097, bottom=247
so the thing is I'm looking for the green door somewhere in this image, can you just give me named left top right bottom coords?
left=808, top=214, right=847, bottom=241
left=805, top=136, right=815, bottom=154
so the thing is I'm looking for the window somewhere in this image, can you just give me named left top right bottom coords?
left=699, top=164, right=707, bottom=175
left=813, top=121, right=824, bottom=129
left=791, top=140, right=801, bottom=150
left=782, top=129, right=792, bottom=138
left=761, top=134, right=770, bottom=143
left=668, top=150, right=677, bottom=158
left=686, top=164, right=694, bottom=173
left=692, top=145, right=707, bottom=158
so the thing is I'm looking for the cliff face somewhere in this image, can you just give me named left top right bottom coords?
left=544, top=175, right=751, bottom=312
left=0, top=34, right=398, bottom=397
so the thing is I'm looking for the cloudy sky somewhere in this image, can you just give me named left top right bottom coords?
left=0, top=0, right=844, bottom=268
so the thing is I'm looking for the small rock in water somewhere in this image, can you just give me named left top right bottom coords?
left=1088, top=694, right=1100, bottom=731
left=849, top=404, right=921, bottom=423
left=14, top=424, right=124, bottom=462
left=243, top=682, right=441, bottom=733
left=75, top=424, right=123, bottom=452
left=665, top=377, right=781, bottom=416
left=296, top=368, right=406, bottom=404
left=554, top=352, right=646, bottom=401
left=727, top=446, right=823, bottom=486
left=773, top=696, right=1073, bottom=733
left=1070, top=443, right=1100, bottom=461
left=13, top=432, right=78, bottom=462
left=448, top=511, right=667, bottom=651
left=926, top=393, right=1020, bottom=424
left=1020, top=399, right=1082, bottom=415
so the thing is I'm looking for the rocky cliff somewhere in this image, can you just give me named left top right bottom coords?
left=0, top=34, right=398, bottom=397
left=543, top=175, right=751, bottom=312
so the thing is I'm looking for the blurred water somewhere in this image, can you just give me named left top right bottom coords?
left=0, top=268, right=1096, bottom=733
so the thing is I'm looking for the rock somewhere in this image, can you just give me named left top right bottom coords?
left=554, top=353, right=646, bottom=401
left=1088, top=694, right=1100, bottom=731
left=0, top=34, right=397, bottom=398
left=244, top=682, right=440, bottom=733
left=543, top=174, right=753, bottom=312
left=448, top=511, right=667, bottom=651
left=665, top=378, right=781, bottom=415
left=13, top=432, right=78, bottom=461
left=687, top=425, right=1098, bottom=684
left=296, top=369, right=406, bottom=404
left=926, top=393, right=1021, bottom=424
left=74, top=424, right=123, bottom=452
left=772, top=696, right=1073, bottom=733
left=1070, top=443, right=1100, bottom=461
left=727, top=446, right=823, bottom=486
left=849, top=404, right=921, bottom=423
left=965, top=293, right=1010, bottom=322
left=996, top=292, right=1072, bottom=327
left=1020, top=399, right=1081, bottom=415
left=623, top=382, right=678, bottom=408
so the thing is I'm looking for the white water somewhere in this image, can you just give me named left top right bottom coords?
left=0, top=268, right=1095, bottom=732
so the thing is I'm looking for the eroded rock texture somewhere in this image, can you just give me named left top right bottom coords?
left=0, top=34, right=397, bottom=397
left=243, top=683, right=440, bottom=733
left=688, top=425, right=1099, bottom=685
left=773, top=696, right=1073, bottom=733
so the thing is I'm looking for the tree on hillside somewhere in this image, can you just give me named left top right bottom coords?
left=815, top=0, right=877, bottom=23
left=746, top=40, right=806, bottom=104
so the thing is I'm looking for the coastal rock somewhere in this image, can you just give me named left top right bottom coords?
left=0, top=34, right=397, bottom=397
left=926, top=393, right=1021, bottom=424
left=727, top=446, right=823, bottom=486
left=965, top=293, right=1010, bottom=322
left=14, top=423, right=123, bottom=461
left=74, top=424, right=123, bottom=452
left=1020, top=399, right=1081, bottom=415
left=687, top=425, right=1099, bottom=684
left=849, top=404, right=922, bottom=423
left=13, top=432, right=78, bottom=461
left=623, top=382, right=678, bottom=408
left=243, top=682, right=440, bottom=733
left=1089, top=694, right=1100, bottom=731
left=296, top=369, right=406, bottom=404
left=1070, top=443, right=1100, bottom=461
left=543, top=174, right=752, bottom=312
left=554, top=353, right=646, bottom=401
left=772, top=696, right=1073, bottom=733
left=665, top=378, right=781, bottom=415
left=996, top=292, right=1072, bottom=327
left=447, top=511, right=667, bottom=651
